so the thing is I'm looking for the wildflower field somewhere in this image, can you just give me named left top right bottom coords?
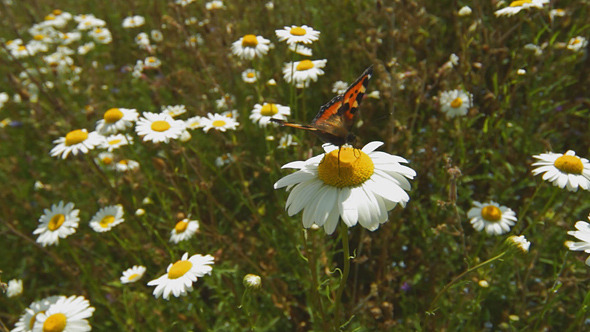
left=1, top=0, right=589, bottom=330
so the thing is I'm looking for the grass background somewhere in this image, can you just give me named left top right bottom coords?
left=1, top=0, right=589, bottom=330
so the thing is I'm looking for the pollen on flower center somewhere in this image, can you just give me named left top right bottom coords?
left=104, top=108, right=123, bottom=123
left=128, top=273, right=139, bottom=280
left=65, top=129, right=88, bottom=146
left=317, top=147, right=374, bottom=188
left=99, top=215, right=115, bottom=228
left=168, top=260, right=193, bottom=279
left=48, top=214, right=65, bottom=231
left=481, top=205, right=502, bottom=222
left=109, top=139, right=122, bottom=145
left=450, top=97, right=463, bottom=108
left=290, top=26, right=306, bottom=36
left=43, top=312, right=67, bottom=332
left=212, top=120, right=227, bottom=127
left=260, top=103, right=278, bottom=116
left=510, top=0, right=532, bottom=6
left=34, top=34, right=45, bottom=40
left=296, top=60, right=314, bottom=71
left=102, top=157, right=113, bottom=164
left=151, top=120, right=171, bottom=132
left=554, top=155, right=583, bottom=174
left=246, top=72, right=255, bottom=78
left=241, top=34, right=258, bottom=47
left=175, top=221, right=188, bottom=233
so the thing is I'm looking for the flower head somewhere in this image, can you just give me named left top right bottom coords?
left=170, top=219, right=200, bottom=243
left=243, top=274, right=262, bottom=289
left=250, top=103, right=291, bottom=127
left=439, top=89, right=472, bottom=118
left=567, top=36, right=588, bottom=52
left=12, top=296, right=64, bottom=332
left=231, top=34, right=270, bottom=60
left=161, top=105, right=187, bottom=118
left=89, top=205, right=125, bottom=233
left=274, top=142, right=415, bottom=234
left=201, top=113, right=239, bottom=132
left=33, top=201, right=80, bottom=247
left=185, top=116, right=205, bottom=130
left=6, top=279, right=23, bottom=297
left=135, top=112, right=186, bottom=143
left=468, top=201, right=517, bottom=235
left=282, top=59, right=327, bottom=87
left=495, top=0, right=549, bottom=17
left=531, top=150, right=590, bottom=192
left=275, top=25, right=320, bottom=45
left=242, top=69, right=259, bottom=83
left=95, top=108, right=139, bottom=135
left=120, top=265, right=147, bottom=284
left=507, top=235, right=531, bottom=253
left=100, top=133, right=133, bottom=151
left=122, top=15, right=145, bottom=28
left=32, top=295, right=95, bottom=332
left=50, top=129, right=103, bottom=159
left=567, top=217, right=590, bottom=266
left=147, top=252, right=214, bottom=300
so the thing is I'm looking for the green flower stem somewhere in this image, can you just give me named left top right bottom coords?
left=429, top=251, right=508, bottom=311
left=333, top=221, right=351, bottom=330
left=305, top=229, right=328, bottom=331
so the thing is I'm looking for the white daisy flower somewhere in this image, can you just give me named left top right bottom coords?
left=274, top=141, right=416, bottom=234
left=120, top=265, right=147, bottom=284
left=6, top=279, right=23, bottom=297
left=161, top=105, right=187, bottom=118
left=282, top=59, right=327, bottom=87
left=170, top=219, right=200, bottom=244
left=507, top=235, right=530, bottom=253
left=135, top=32, right=150, bottom=48
left=50, top=129, right=103, bottom=159
left=531, top=150, right=590, bottom=192
left=135, top=112, right=186, bottom=143
left=143, top=56, right=161, bottom=69
left=115, top=159, right=140, bottom=172
left=549, top=9, right=566, bottom=21
left=458, top=6, right=472, bottom=16
left=12, top=296, right=64, bottom=332
left=95, top=107, right=139, bottom=135
left=147, top=252, right=214, bottom=300
left=250, top=102, right=291, bottom=127
left=201, top=113, right=239, bottom=133
left=151, top=30, right=163, bottom=42
left=122, top=15, right=145, bottom=28
left=467, top=201, right=517, bottom=235
left=75, top=15, right=106, bottom=30
left=332, top=80, right=348, bottom=94
left=215, top=153, right=234, bottom=167
left=89, top=27, right=112, bottom=44
left=567, top=217, right=590, bottom=266
left=567, top=36, right=587, bottom=52
left=288, top=43, right=313, bottom=56
left=185, top=116, right=206, bottom=130
left=77, top=42, right=95, bottom=55
left=231, top=34, right=271, bottom=60
left=89, top=205, right=125, bottom=233
left=100, top=133, right=133, bottom=151
left=275, top=25, right=320, bottom=45
left=32, top=295, right=95, bottom=332
left=439, top=89, right=472, bottom=118
left=243, top=274, right=261, bottom=289
left=185, top=34, right=204, bottom=47
left=206, top=0, right=226, bottom=10
left=278, top=134, right=298, bottom=149
left=33, top=201, right=80, bottom=247
left=96, top=152, right=116, bottom=169
left=494, top=0, right=549, bottom=17
left=241, top=69, right=259, bottom=83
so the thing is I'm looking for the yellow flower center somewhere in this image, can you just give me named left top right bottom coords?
left=18, top=45, right=27, bottom=51
left=168, top=260, right=193, bottom=279
left=212, top=120, right=226, bottom=127
left=94, top=28, right=103, bottom=33
left=147, top=57, right=156, bottom=63
left=119, top=160, right=128, bottom=165
left=317, top=147, right=374, bottom=188
left=151, top=120, right=171, bottom=132
left=53, top=9, right=63, bottom=15
left=65, top=129, right=88, bottom=146
left=42, top=313, right=66, bottom=332
left=128, top=273, right=139, bottom=281
left=450, top=97, right=463, bottom=108
left=296, top=60, right=314, bottom=71
left=99, top=215, right=115, bottom=228
left=175, top=220, right=188, bottom=233
left=572, top=39, right=580, bottom=45
left=290, top=26, right=306, bottom=36
left=260, top=103, right=279, bottom=116
left=108, top=139, right=122, bottom=146
left=246, top=72, right=255, bottom=78
left=34, top=34, right=45, bottom=40
left=481, top=205, right=502, bottom=222
left=29, top=311, right=45, bottom=329
left=510, top=0, right=532, bottom=7
left=102, top=156, right=113, bottom=164
left=45, top=15, right=55, bottom=21
left=104, top=108, right=123, bottom=123
left=554, top=155, right=584, bottom=174
left=241, top=34, right=258, bottom=47
left=48, top=214, right=65, bottom=231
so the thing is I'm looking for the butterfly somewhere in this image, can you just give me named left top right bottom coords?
left=271, top=66, right=373, bottom=146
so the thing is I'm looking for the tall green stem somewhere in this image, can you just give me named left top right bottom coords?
left=333, top=221, right=351, bottom=330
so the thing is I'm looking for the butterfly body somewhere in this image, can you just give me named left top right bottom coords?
left=272, top=66, right=373, bottom=146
